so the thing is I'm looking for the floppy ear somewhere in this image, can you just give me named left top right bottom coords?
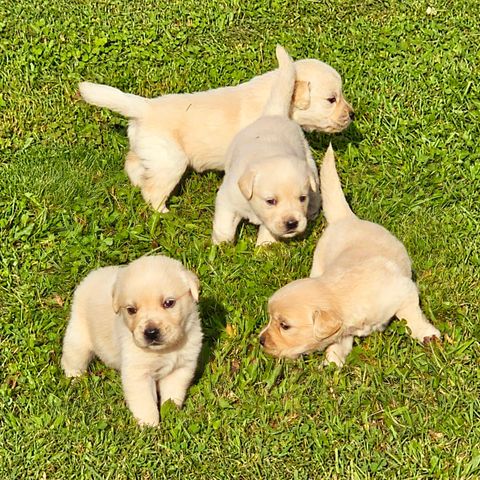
left=312, top=309, right=342, bottom=341
left=292, top=81, right=311, bottom=110
left=308, top=170, right=318, bottom=192
left=184, top=270, right=200, bottom=302
left=238, top=168, right=256, bottom=200
left=111, top=272, right=122, bottom=314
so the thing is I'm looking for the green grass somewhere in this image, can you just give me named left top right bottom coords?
left=1, top=0, right=479, bottom=478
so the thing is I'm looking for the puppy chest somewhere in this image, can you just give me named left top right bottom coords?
left=150, top=356, right=178, bottom=380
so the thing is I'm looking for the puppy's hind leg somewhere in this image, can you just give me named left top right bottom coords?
left=61, top=313, right=94, bottom=377
left=124, top=151, right=144, bottom=187
left=136, top=137, right=188, bottom=213
left=395, top=286, right=441, bottom=343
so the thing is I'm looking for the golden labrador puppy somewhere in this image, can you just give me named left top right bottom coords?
left=61, top=255, right=202, bottom=426
left=211, top=46, right=318, bottom=246
left=79, top=50, right=353, bottom=212
left=259, top=145, right=440, bottom=366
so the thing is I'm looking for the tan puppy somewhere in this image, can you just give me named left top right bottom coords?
left=79, top=52, right=353, bottom=212
left=259, top=145, right=440, bottom=366
left=61, top=255, right=202, bottom=426
left=211, top=46, right=318, bottom=246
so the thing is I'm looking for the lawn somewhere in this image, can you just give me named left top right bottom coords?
left=0, top=0, right=479, bottom=478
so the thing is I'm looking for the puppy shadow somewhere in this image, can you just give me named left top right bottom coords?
left=193, top=296, right=228, bottom=383
left=306, top=122, right=363, bottom=154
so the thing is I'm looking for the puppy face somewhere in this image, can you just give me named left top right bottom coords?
left=259, top=278, right=342, bottom=358
left=238, top=158, right=316, bottom=239
left=112, top=256, right=199, bottom=351
left=292, top=60, right=354, bottom=133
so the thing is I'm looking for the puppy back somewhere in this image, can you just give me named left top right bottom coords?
left=262, top=45, right=296, bottom=118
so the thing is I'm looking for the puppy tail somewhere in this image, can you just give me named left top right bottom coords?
left=320, top=144, right=355, bottom=223
left=262, top=45, right=296, bottom=117
left=79, top=82, right=149, bottom=119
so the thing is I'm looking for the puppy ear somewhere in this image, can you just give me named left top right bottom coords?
left=111, top=272, right=122, bottom=314
left=293, top=81, right=311, bottom=110
left=308, top=171, right=318, bottom=192
left=238, top=168, right=256, bottom=200
left=312, top=309, right=342, bottom=340
left=183, top=270, right=200, bottom=302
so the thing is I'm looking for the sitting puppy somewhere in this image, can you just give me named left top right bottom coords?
left=61, top=255, right=202, bottom=426
left=259, top=145, right=440, bottom=366
left=212, top=46, right=318, bottom=246
left=79, top=50, right=353, bottom=212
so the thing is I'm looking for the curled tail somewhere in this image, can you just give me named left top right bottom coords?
left=262, top=45, right=296, bottom=117
left=79, top=82, right=149, bottom=119
left=320, top=144, right=355, bottom=223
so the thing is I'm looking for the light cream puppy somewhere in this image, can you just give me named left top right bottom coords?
left=211, top=46, right=318, bottom=246
left=61, top=255, right=202, bottom=426
left=259, top=145, right=440, bottom=366
left=79, top=52, right=353, bottom=212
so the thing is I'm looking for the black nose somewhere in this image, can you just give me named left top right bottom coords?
left=144, top=327, right=160, bottom=342
left=349, top=110, right=355, bottom=121
left=285, top=219, right=298, bottom=231
left=259, top=335, right=266, bottom=347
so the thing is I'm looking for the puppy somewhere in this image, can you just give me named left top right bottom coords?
left=61, top=255, right=202, bottom=426
left=259, top=145, right=440, bottom=366
left=79, top=51, right=353, bottom=212
left=211, top=46, right=318, bottom=246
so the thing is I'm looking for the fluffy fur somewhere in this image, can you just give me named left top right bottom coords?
left=259, top=145, right=440, bottom=366
left=211, top=46, right=319, bottom=246
left=61, top=255, right=203, bottom=426
left=79, top=51, right=353, bottom=212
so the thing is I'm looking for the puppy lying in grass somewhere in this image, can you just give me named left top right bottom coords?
left=259, top=145, right=440, bottom=366
left=212, top=46, right=318, bottom=246
left=79, top=50, right=353, bottom=212
left=61, top=255, right=202, bottom=426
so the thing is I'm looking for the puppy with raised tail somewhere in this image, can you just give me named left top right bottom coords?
left=79, top=51, right=353, bottom=212
left=61, top=255, right=202, bottom=426
left=259, top=145, right=440, bottom=366
left=212, top=46, right=319, bottom=246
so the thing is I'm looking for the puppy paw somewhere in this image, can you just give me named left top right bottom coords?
left=322, top=355, right=344, bottom=369
left=63, top=368, right=85, bottom=378
left=423, top=334, right=441, bottom=345
left=136, top=414, right=160, bottom=428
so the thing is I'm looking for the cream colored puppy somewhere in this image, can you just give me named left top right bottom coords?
left=212, top=46, right=318, bottom=246
left=61, top=255, right=202, bottom=426
left=79, top=51, right=353, bottom=212
left=259, top=145, right=440, bottom=366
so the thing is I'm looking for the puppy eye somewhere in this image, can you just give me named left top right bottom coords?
left=327, top=97, right=336, bottom=104
left=126, top=306, right=137, bottom=315
left=299, top=195, right=307, bottom=203
left=162, top=298, right=176, bottom=309
left=265, top=198, right=277, bottom=206
left=280, top=322, right=291, bottom=331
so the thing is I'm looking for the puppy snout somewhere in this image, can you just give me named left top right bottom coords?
left=259, top=334, right=266, bottom=347
left=285, top=219, right=299, bottom=231
left=144, top=326, right=161, bottom=343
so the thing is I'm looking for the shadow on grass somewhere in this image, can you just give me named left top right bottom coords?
left=306, top=121, right=363, bottom=153
left=193, top=296, right=228, bottom=383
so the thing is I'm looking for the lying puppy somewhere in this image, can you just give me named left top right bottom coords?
left=61, top=255, right=202, bottom=426
left=259, top=145, right=440, bottom=366
left=79, top=51, right=353, bottom=212
left=211, top=46, right=319, bottom=246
